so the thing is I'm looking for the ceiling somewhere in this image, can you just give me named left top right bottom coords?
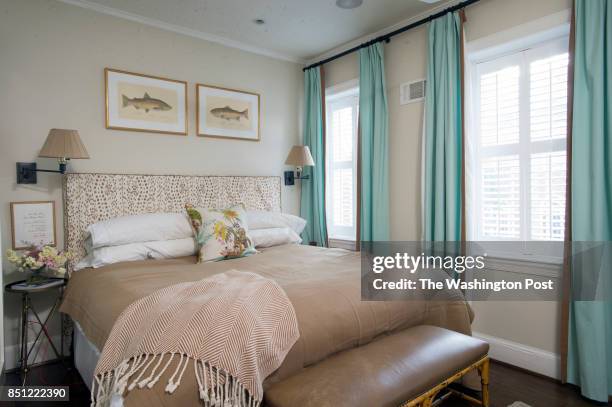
left=63, top=0, right=452, bottom=62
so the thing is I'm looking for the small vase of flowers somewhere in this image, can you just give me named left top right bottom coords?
left=6, top=245, right=72, bottom=285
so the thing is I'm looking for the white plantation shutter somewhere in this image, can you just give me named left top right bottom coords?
left=332, top=168, right=353, bottom=227
left=331, top=107, right=354, bottom=162
left=530, top=151, right=566, bottom=240
left=481, top=155, right=521, bottom=239
left=472, top=37, right=568, bottom=243
left=530, top=54, right=568, bottom=142
left=326, top=86, right=359, bottom=240
left=480, top=67, right=520, bottom=146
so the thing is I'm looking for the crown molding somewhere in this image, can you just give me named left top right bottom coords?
left=305, top=0, right=461, bottom=66
left=56, top=0, right=304, bottom=64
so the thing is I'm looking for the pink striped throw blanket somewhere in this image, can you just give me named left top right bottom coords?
left=91, top=270, right=299, bottom=407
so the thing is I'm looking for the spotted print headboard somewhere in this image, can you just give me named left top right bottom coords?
left=63, top=173, right=281, bottom=266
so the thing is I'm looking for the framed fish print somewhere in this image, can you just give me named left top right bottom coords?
left=105, top=68, right=187, bottom=135
left=196, top=84, right=260, bottom=141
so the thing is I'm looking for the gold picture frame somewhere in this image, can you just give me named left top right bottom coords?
left=196, top=84, right=260, bottom=141
left=10, top=201, right=57, bottom=250
left=105, top=68, right=188, bottom=136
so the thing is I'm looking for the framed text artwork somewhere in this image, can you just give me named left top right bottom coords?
left=10, top=201, right=57, bottom=250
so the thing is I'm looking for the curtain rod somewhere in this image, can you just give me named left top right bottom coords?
left=303, top=0, right=480, bottom=71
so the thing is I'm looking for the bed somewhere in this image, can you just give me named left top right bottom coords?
left=60, top=173, right=474, bottom=406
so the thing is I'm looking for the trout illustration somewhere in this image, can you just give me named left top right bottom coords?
left=122, top=93, right=172, bottom=113
left=210, top=106, right=249, bottom=121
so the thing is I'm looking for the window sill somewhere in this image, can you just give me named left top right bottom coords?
left=481, top=255, right=562, bottom=279
left=467, top=243, right=564, bottom=278
left=328, top=238, right=357, bottom=251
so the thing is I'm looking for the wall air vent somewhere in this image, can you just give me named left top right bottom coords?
left=400, top=79, right=426, bottom=105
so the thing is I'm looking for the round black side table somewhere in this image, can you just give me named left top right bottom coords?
left=5, top=278, right=68, bottom=385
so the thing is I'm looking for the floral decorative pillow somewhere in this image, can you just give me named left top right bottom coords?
left=185, top=204, right=256, bottom=263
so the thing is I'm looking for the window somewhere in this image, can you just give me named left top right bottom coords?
left=325, top=83, right=359, bottom=241
left=471, top=37, right=568, bottom=242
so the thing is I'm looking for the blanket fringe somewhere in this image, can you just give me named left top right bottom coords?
left=91, top=353, right=261, bottom=407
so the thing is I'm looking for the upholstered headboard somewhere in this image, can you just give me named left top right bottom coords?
left=63, top=173, right=281, bottom=265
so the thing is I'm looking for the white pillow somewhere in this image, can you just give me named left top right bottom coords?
left=85, top=212, right=193, bottom=251
left=249, top=228, right=302, bottom=248
left=245, top=211, right=307, bottom=235
left=75, top=238, right=196, bottom=270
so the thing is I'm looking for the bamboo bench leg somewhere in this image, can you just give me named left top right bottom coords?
left=478, top=357, right=490, bottom=407
left=402, top=356, right=490, bottom=407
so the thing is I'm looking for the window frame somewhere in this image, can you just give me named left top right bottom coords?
left=325, top=80, right=359, bottom=242
left=468, top=34, right=569, bottom=266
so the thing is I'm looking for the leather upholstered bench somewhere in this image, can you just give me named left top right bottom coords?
left=265, top=325, right=490, bottom=407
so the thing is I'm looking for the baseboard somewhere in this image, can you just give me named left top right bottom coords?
left=3, top=335, right=63, bottom=370
left=473, top=331, right=561, bottom=380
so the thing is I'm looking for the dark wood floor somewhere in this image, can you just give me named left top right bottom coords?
left=445, top=362, right=607, bottom=407
left=1, top=360, right=89, bottom=406
left=1, top=360, right=607, bottom=406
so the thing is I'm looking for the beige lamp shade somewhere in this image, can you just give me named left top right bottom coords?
left=285, top=145, right=315, bottom=167
left=39, top=129, right=90, bottom=159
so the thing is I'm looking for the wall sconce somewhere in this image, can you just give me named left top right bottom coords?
left=17, top=129, right=90, bottom=184
left=284, top=145, right=315, bottom=186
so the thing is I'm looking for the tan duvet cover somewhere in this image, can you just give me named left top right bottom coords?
left=61, top=244, right=473, bottom=406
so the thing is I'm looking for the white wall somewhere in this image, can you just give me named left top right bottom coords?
left=0, top=0, right=302, bottom=354
left=323, top=0, right=570, bottom=368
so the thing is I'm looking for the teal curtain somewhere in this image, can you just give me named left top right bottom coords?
left=423, top=12, right=463, bottom=242
left=300, top=67, right=328, bottom=246
left=566, top=0, right=612, bottom=402
left=359, top=43, right=389, bottom=241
